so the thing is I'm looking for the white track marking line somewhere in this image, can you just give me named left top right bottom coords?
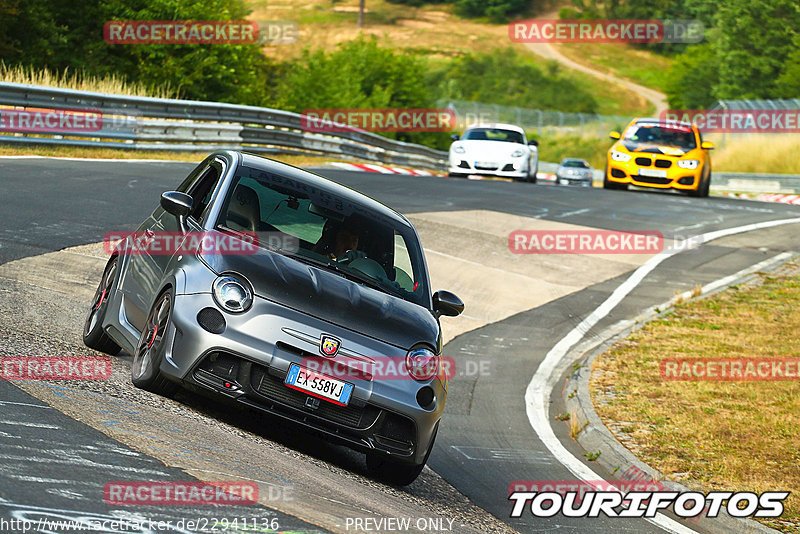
left=526, top=216, right=800, bottom=533
left=0, top=420, right=59, bottom=429
left=0, top=400, right=53, bottom=409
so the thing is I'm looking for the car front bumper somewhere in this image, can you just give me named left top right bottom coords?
left=448, top=155, right=532, bottom=178
left=606, top=159, right=703, bottom=190
left=556, top=174, right=593, bottom=186
left=162, top=292, right=446, bottom=465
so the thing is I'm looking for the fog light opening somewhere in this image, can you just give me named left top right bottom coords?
left=416, top=386, right=435, bottom=409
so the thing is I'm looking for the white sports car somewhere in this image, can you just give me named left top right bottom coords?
left=448, top=123, right=538, bottom=182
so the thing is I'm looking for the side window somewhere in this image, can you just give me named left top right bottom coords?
left=392, top=232, right=416, bottom=291
left=186, top=164, right=220, bottom=222
left=176, top=158, right=212, bottom=193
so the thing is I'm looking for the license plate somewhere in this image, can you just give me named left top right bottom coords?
left=638, top=168, right=667, bottom=178
left=475, top=161, right=497, bottom=168
left=284, top=363, right=354, bottom=406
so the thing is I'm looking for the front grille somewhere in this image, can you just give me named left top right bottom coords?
left=635, top=157, right=651, bottom=166
left=635, top=175, right=671, bottom=185
left=654, top=159, right=672, bottom=168
left=250, top=365, right=379, bottom=429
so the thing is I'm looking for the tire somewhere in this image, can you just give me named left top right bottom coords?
left=603, top=167, right=627, bottom=190
left=83, top=256, right=122, bottom=355
left=367, top=425, right=438, bottom=486
left=688, top=169, right=710, bottom=198
left=131, top=289, right=179, bottom=397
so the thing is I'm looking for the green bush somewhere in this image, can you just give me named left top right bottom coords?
left=276, top=37, right=452, bottom=149
left=0, top=0, right=279, bottom=105
left=430, top=48, right=598, bottom=113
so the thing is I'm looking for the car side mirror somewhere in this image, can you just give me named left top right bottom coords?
left=527, top=139, right=539, bottom=146
left=609, top=131, right=621, bottom=140
left=160, top=191, right=193, bottom=218
left=701, top=141, right=715, bottom=150
left=450, top=134, right=460, bottom=141
left=433, top=290, right=464, bottom=317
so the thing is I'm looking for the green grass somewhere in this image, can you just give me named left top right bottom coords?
left=558, top=43, right=674, bottom=93
left=533, top=134, right=613, bottom=168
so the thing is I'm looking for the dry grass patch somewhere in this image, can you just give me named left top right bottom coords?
left=706, top=133, right=800, bottom=175
left=591, top=262, right=800, bottom=532
left=0, top=144, right=341, bottom=168
left=0, top=62, right=178, bottom=99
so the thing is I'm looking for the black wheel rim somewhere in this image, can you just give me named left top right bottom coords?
left=85, top=259, right=117, bottom=336
left=132, top=293, right=170, bottom=380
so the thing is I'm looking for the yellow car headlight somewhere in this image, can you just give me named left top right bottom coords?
left=610, top=150, right=632, bottom=163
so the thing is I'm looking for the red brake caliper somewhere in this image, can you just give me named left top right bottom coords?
left=146, top=325, right=158, bottom=349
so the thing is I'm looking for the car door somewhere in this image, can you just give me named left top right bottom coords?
left=143, top=158, right=225, bottom=304
left=118, top=158, right=220, bottom=331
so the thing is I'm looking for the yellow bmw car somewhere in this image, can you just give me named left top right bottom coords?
left=604, top=118, right=714, bottom=197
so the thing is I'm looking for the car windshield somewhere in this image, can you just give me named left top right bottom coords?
left=562, top=160, right=589, bottom=168
left=623, top=124, right=697, bottom=149
left=462, top=128, right=525, bottom=144
left=216, top=166, right=428, bottom=306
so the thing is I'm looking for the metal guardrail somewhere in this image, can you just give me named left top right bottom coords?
left=0, top=83, right=448, bottom=170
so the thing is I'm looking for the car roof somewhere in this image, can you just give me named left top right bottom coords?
left=237, top=152, right=412, bottom=228
left=634, top=117, right=694, bottom=129
left=464, top=123, right=525, bottom=134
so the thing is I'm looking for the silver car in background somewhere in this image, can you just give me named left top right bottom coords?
left=555, top=158, right=594, bottom=187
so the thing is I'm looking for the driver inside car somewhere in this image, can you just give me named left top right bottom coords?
left=315, top=219, right=366, bottom=262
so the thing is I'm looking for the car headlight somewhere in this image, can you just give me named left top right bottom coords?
left=677, top=159, right=700, bottom=169
left=511, top=149, right=525, bottom=158
left=610, top=150, right=632, bottom=162
left=452, top=145, right=465, bottom=154
left=212, top=274, right=253, bottom=313
left=405, top=347, right=439, bottom=381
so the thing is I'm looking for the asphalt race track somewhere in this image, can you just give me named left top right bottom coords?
left=2, top=157, right=800, bottom=534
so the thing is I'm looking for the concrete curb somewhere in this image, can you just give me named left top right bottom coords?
left=561, top=253, right=797, bottom=534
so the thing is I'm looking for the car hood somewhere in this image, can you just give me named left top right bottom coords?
left=619, top=141, right=691, bottom=156
left=451, top=140, right=530, bottom=158
left=200, top=248, right=440, bottom=350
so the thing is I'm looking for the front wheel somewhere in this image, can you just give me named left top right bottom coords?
left=366, top=426, right=437, bottom=486
left=688, top=169, right=710, bottom=198
left=603, top=166, right=627, bottom=190
left=131, top=290, right=178, bottom=397
left=83, top=256, right=121, bottom=355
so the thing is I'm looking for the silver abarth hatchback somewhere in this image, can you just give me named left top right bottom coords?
left=83, top=150, right=464, bottom=485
